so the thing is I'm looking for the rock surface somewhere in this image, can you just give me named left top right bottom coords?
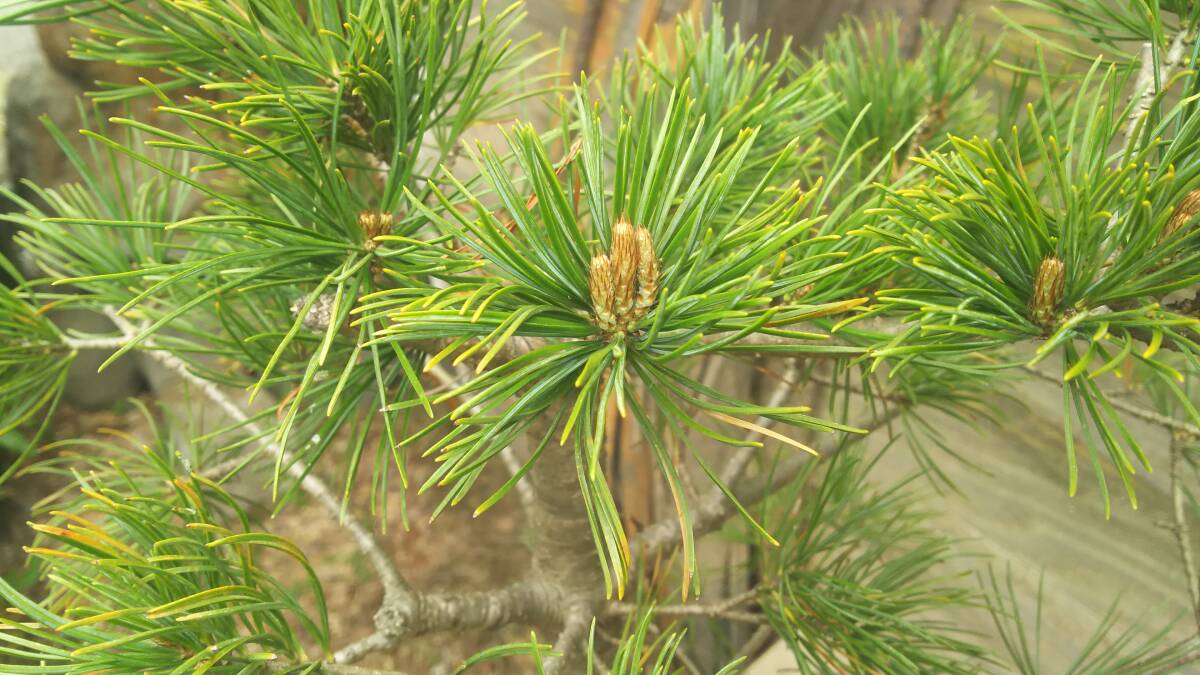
left=1, top=23, right=144, bottom=408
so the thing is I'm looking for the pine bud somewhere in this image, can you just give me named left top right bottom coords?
left=1030, top=256, right=1066, bottom=330
left=610, top=220, right=639, bottom=320
left=1163, top=189, right=1200, bottom=242
left=633, top=226, right=658, bottom=316
left=589, top=254, right=617, bottom=333
left=358, top=211, right=393, bottom=251
left=588, top=221, right=661, bottom=334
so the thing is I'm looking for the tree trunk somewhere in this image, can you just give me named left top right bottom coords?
left=526, top=420, right=605, bottom=672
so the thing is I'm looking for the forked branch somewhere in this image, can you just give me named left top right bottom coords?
left=65, top=310, right=416, bottom=662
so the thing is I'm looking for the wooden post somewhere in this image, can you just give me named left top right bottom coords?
left=741, top=0, right=964, bottom=52
left=574, top=0, right=707, bottom=74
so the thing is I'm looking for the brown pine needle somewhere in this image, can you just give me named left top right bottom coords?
left=705, top=411, right=820, bottom=457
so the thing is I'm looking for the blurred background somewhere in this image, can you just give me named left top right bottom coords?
left=0, top=1, right=1190, bottom=673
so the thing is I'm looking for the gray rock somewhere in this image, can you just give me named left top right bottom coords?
left=1, top=23, right=83, bottom=276
left=1, top=24, right=145, bottom=409
left=55, top=309, right=145, bottom=410
left=4, top=27, right=84, bottom=196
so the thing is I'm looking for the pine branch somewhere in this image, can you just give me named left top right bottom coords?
left=65, top=309, right=416, bottom=660
left=342, top=580, right=563, bottom=664
left=14, top=2, right=1200, bottom=671
left=62, top=312, right=570, bottom=666
left=1020, top=365, right=1200, bottom=438
left=58, top=334, right=137, bottom=350
left=1125, top=31, right=1192, bottom=140
left=114, top=310, right=408, bottom=595
left=80, top=312, right=575, bottom=667
left=339, top=413, right=600, bottom=668
left=545, top=605, right=593, bottom=675
left=606, top=586, right=767, bottom=624
left=273, top=664, right=408, bottom=675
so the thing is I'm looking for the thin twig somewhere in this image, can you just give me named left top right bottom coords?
left=273, top=663, right=408, bottom=675
left=544, top=605, right=593, bottom=675
left=86, top=309, right=414, bottom=661
left=703, top=585, right=762, bottom=614
left=605, top=586, right=762, bottom=620
left=70, top=312, right=565, bottom=664
left=1139, top=637, right=1200, bottom=674
left=334, top=632, right=396, bottom=665
left=719, top=358, right=803, bottom=488
left=620, top=359, right=805, bottom=566
left=1170, top=432, right=1200, bottom=633
left=735, top=624, right=777, bottom=662
left=632, top=404, right=906, bottom=561
left=1126, top=42, right=1159, bottom=140
left=343, top=580, right=563, bottom=664
left=1111, top=395, right=1200, bottom=437
left=1125, top=32, right=1191, bottom=140
left=1020, top=365, right=1200, bottom=438
left=59, top=334, right=137, bottom=351
left=605, top=601, right=767, bottom=625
